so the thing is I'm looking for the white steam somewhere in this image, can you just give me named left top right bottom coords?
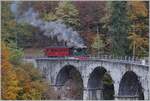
left=10, top=1, right=86, bottom=48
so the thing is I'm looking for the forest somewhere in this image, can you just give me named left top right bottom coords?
left=1, top=1, right=149, bottom=100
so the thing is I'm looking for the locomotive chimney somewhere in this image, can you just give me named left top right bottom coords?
left=64, top=41, right=67, bottom=47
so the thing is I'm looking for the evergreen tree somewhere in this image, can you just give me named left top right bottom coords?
left=1, top=1, right=33, bottom=47
left=55, top=1, right=80, bottom=29
left=91, top=34, right=105, bottom=55
left=109, top=1, right=130, bottom=56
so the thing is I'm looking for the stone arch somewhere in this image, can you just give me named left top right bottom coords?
left=118, top=71, right=144, bottom=100
left=55, top=65, right=84, bottom=100
left=87, top=66, right=114, bottom=100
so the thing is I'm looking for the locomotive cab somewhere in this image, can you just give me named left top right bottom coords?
left=71, top=47, right=87, bottom=56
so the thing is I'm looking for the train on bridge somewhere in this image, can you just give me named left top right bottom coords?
left=43, top=46, right=88, bottom=60
left=42, top=47, right=148, bottom=65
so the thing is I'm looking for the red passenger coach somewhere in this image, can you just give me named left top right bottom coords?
left=44, top=47, right=70, bottom=57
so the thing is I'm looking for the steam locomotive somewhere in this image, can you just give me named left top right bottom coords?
left=43, top=47, right=87, bottom=58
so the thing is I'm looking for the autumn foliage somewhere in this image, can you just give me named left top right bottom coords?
left=1, top=43, right=20, bottom=99
left=1, top=43, right=57, bottom=100
left=1, top=1, right=149, bottom=100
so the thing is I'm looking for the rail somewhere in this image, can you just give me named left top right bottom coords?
left=23, top=55, right=149, bottom=66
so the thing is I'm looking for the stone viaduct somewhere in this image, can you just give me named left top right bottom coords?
left=24, top=56, right=150, bottom=100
